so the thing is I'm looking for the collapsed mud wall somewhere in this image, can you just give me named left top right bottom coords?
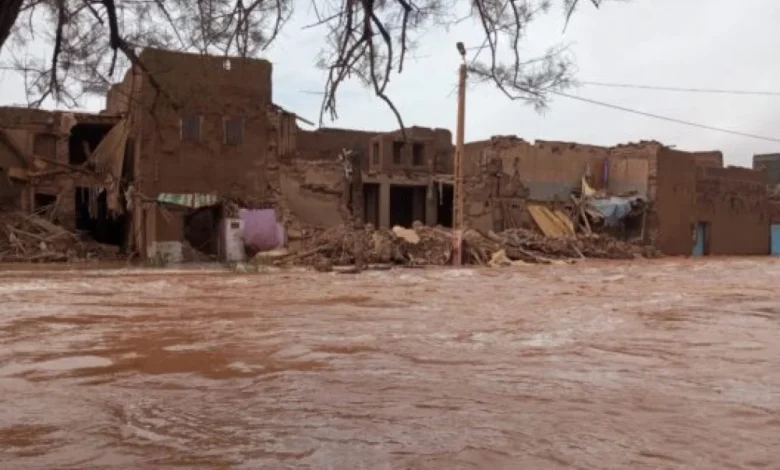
left=462, top=137, right=660, bottom=232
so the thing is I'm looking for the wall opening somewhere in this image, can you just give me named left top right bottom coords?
left=389, top=185, right=426, bottom=227
left=371, top=141, right=380, bottom=167
left=68, top=123, right=113, bottom=165
left=363, top=183, right=380, bottom=227
left=184, top=206, right=221, bottom=256
left=412, top=143, right=424, bottom=166
left=34, top=193, right=57, bottom=211
left=437, top=183, right=453, bottom=227
left=392, top=141, right=404, bottom=165
left=693, top=221, right=711, bottom=257
left=75, top=187, right=126, bottom=247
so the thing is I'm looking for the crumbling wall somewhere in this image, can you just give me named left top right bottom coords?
left=696, top=166, right=769, bottom=255
left=464, top=137, right=610, bottom=201
left=296, top=128, right=377, bottom=162
left=754, top=153, right=780, bottom=189
left=372, top=127, right=453, bottom=175
left=279, top=159, right=344, bottom=228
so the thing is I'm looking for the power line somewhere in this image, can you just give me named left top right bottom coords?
left=549, top=89, right=780, bottom=143
left=580, top=80, right=780, bottom=97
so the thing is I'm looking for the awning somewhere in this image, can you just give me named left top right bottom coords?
left=157, top=193, right=218, bottom=209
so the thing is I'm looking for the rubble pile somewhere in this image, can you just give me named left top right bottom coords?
left=0, top=210, right=120, bottom=262
left=274, top=224, right=657, bottom=268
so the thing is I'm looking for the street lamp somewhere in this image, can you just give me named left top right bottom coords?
left=452, top=42, right=467, bottom=266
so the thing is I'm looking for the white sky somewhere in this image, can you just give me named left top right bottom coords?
left=2, top=0, right=778, bottom=166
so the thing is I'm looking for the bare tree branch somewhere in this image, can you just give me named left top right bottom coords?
left=0, top=0, right=611, bottom=130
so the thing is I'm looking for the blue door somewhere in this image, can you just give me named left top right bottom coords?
left=693, top=222, right=710, bottom=257
left=771, top=224, right=780, bottom=256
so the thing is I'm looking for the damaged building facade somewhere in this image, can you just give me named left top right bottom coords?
left=463, top=136, right=773, bottom=256
left=0, top=47, right=777, bottom=261
left=0, top=49, right=454, bottom=262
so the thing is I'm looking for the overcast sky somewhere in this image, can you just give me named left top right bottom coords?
left=1, top=0, right=778, bottom=166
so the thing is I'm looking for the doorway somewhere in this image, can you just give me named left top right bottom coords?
left=693, top=221, right=711, bottom=257
left=363, top=183, right=380, bottom=227
left=437, top=183, right=453, bottom=227
left=389, top=185, right=426, bottom=227
left=75, top=187, right=126, bottom=247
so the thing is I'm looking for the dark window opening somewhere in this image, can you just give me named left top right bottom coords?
left=181, top=115, right=202, bottom=142
left=34, top=194, right=57, bottom=220
left=412, top=143, right=424, bottom=166
left=68, top=123, right=113, bottom=165
left=75, top=187, right=127, bottom=247
left=392, top=141, right=404, bottom=165
left=363, top=183, right=380, bottom=227
left=389, top=185, right=426, bottom=228
left=224, top=117, right=244, bottom=145
left=437, top=183, right=453, bottom=228
left=33, top=133, right=57, bottom=160
left=372, top=142, right=380, bottom=167
left=122, top=138, right=135, bottom=182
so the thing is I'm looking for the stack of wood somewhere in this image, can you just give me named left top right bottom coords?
left=0, top=208, right=120, bottom=262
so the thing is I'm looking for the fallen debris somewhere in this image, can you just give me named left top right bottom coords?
left=273, top=223, right=659, bottom=269
left=0, top=209, right=121, bottom=262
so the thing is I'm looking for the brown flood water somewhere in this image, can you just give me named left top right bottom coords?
left=0, top=259, right=779, bottom=469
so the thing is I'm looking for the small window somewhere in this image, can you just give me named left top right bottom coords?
left=224, top=117, right=244, bottom=145
left=372, top=141, right=380, bottom=166
left=412, top=143, right=424, bottom=166
left=180, top=116, right=202, bottom=142
left=392, top=141, right=404, bottom=165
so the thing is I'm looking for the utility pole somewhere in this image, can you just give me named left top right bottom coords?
left=452, top=42, right=467, bottom=266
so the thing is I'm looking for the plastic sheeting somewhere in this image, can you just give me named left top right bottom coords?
left=240, top=209, right=285, bottom=253
left=588, top=196, right=644, bottom=226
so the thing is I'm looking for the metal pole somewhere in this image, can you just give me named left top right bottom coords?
left=452, top=49, right=467, bottom=266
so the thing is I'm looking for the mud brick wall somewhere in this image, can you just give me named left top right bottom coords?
left=753, top=153, right=780, bottom=188
left=123, top=49, right=273, bottom=202
left=695, top=166, right=769, bottom=255
left=651, top=148, right=698, bottom=255
left=296, top=128, right=378, bottom=163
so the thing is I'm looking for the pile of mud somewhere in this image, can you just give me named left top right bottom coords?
left=0, top=209, right=121, bottom=262
left=271, top=224, right=658, bottom=268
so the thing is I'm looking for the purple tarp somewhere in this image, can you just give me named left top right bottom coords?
left=240, top=209, right=285, bottom=252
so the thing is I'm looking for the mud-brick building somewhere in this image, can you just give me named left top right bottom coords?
left=278, top=126, right=454, bottom=231
left=463, top=136, right=773, bottom=256
left=0, top=107, right=129, bottom=245
left=0, top=48, right=453, bottom=259
left=650, top=148, right=770, bottom=256
left=105, top=48, right=302, bottom=259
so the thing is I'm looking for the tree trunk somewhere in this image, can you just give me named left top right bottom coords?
left=0, top=0, right=23, bottom=54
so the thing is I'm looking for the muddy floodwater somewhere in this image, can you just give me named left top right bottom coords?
left=1, top=260, right=779, bottom=469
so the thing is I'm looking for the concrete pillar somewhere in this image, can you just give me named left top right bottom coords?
left=379, top=181, right=390, bottom=230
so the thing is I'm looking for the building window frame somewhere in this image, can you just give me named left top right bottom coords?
left=223, top=116, right=245, bottom=146
left=180, top=115, right=203, bottom=142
